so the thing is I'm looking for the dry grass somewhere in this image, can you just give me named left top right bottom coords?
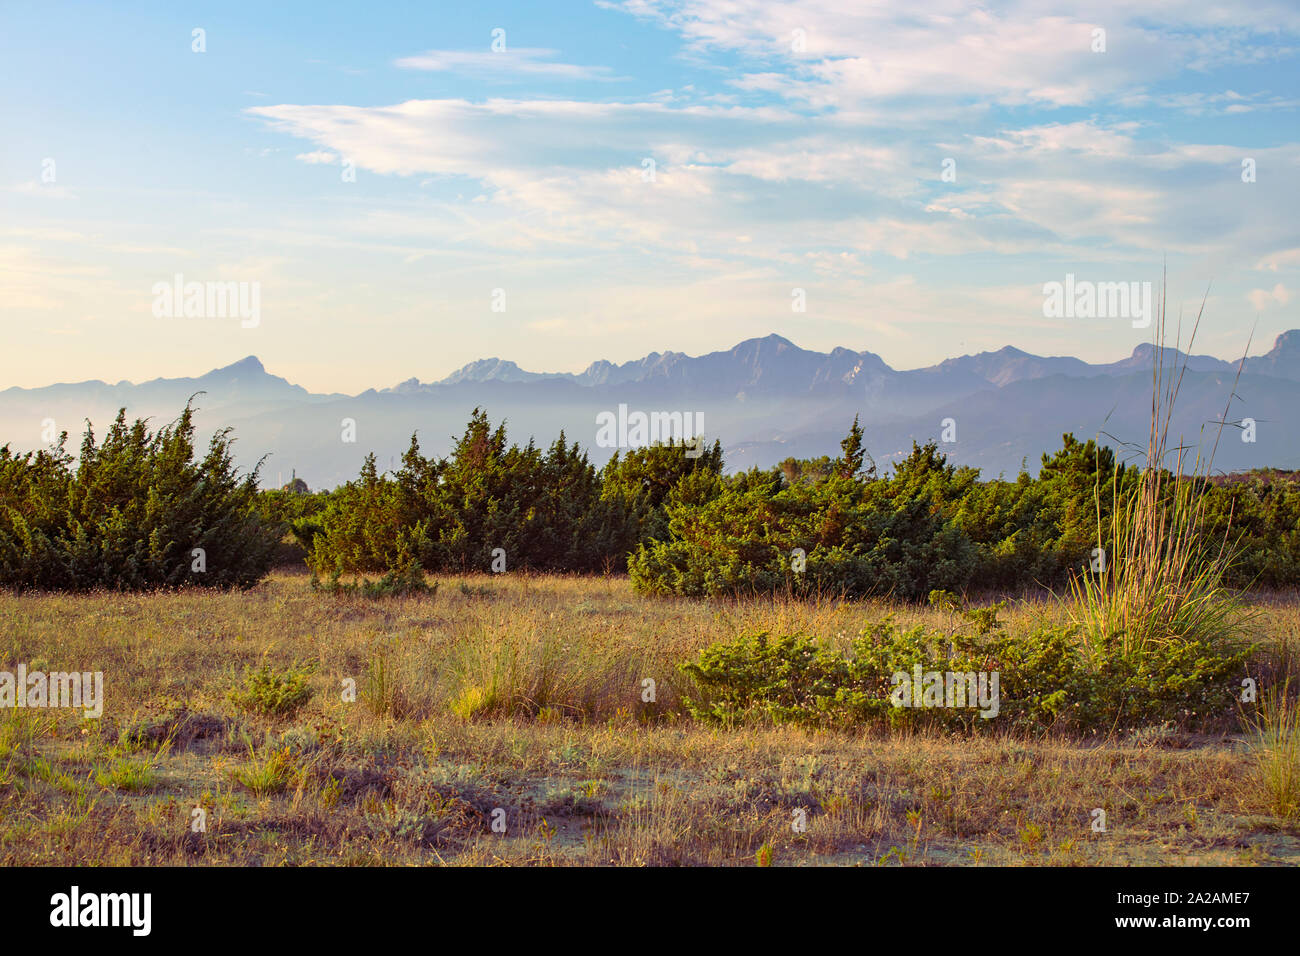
left=0, top=570, right=1297, bottom=866
left=1249, top=682, right=1300, bottom=820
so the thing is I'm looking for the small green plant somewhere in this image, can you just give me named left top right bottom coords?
left=1018, top=821, right=1045, bottom=851
left=232, top=744, right=296, bottom=796
left=536, top=706, right=564, bottom=725
left=877, top=845, right=907, bottom=866
left=755, top=842, right=773, bottom=867
left=449, top=685, right=496, bottom=721
left=229, top=662, right=315, bottom=719
left=311, top=562, right=437, bottom=599
left=94, top=756, right=157, bottom=791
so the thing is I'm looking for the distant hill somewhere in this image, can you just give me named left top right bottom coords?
left=2, top=332, right=1296, bottom=489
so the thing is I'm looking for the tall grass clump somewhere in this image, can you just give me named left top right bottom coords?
left=445, top=616, right=676, bottom=723
left=1066, top=285, right=1252, bottom=676
left=1249, top=682, right=1300, bottom=818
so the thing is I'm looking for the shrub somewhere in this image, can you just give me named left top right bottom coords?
left=680, top=603, right=1248, bottom=734
left=229, top=663, right=315, bottom=718
left=303, top=410, right=726, bottom=578
left=298, top=395, right=1300, bottom=595
left=311, top=561, right=437, bottom=600
left=681, top=631, right=850, bottom=726
left=632, top=442, right=981, bottom=601
left=0, top=402, right=277, bottom=591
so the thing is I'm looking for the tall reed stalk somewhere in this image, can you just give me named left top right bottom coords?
left=1067, top=282, right=1247, bottom=659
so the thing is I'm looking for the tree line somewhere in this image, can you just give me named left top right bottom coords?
left=1, top=404, right=1296, bottom=594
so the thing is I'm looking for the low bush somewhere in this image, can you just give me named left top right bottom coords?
left=681, top=601, right=1248, bottom=734
left=228, top=662, right=316, bottom=718
left=310, top=562, right=437, bottom=600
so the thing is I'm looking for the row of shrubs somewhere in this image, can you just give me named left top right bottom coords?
left=682, top=600, right=1249, bottom=733
left=630, top=423, right=1300, bottom=600
left=2, top=404, right=1297, bottom=593
left=298, top=412, right=1300, bottom=598
left=294, top=408, right=723, bottom=577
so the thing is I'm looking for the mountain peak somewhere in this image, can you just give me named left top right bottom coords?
left=437, top=357, right=567, bottom=386
left=212, top=355, right=265, bottom=375
left=1128, top=342, right=1188, bottom=360
left=748, top=333, right=796, bottom=348
left=1271, top=330, right=1300, bottom=353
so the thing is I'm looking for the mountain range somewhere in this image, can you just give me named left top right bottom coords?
left=3, top=332, right=1297, bottom=489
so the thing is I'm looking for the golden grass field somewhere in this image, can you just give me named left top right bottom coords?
left=2, top=570, right=1298, bottom=866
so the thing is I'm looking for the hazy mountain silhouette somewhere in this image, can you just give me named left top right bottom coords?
left=2, top=333, right=1295, bottom=489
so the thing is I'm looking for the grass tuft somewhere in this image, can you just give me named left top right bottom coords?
left=1250, top=682, right=1300, bottom=819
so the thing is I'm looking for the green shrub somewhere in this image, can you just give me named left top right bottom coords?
left=632, top=442, right=981, bottom=601
left=229, top=663, right=315, bottom=718
left=303, top=410, right=725, bottom=578
left=0, top=402, right=277, bottom=591
left=681, top=631, right=851, bottom=726
left=310, top=561, right=438, bottom=599
left=680, top=603, right=1248, bottom=734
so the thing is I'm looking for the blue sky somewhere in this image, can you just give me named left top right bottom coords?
left=2, top=0, right=1297, bottom=392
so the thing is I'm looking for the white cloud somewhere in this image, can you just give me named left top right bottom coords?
left=245, top=96, right=1299, bottom=271
left=395, top=48, right=617, bottom=80
left=1255, top=249, right=1300, bottom=272
left=606, top=0, right=1300, bottom=131
left=1248, top=283, right=1292, bottom=310
left=11, top=180, right=77, bottom=200
left=295, top=150, right=339, bottom=164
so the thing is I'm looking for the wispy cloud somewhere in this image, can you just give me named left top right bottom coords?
left=295, top=150, right=340, bottom=164
left=395, top=48, right=619, bottom=81
left=11, top=180, right=77, bottom=200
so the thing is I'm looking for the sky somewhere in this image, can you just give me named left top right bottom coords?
left=2, top=0, right=1297, bottom=394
